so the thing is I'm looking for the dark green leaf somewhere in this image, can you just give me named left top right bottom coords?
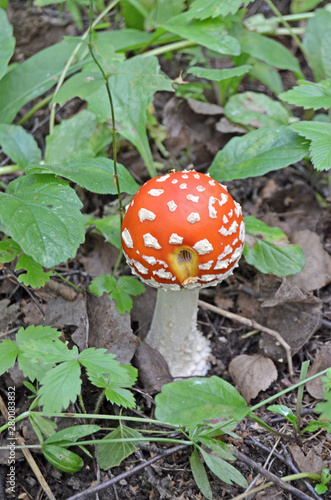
left=0, top=124, right=41, bottom=169
left=15, top=254, right=52, bottom=288
left=290, top=121, right=331, bottom=171
left=98, top=426, right=143, bottom=469
left=27, top=157, right=139, bottom=195
left=155, top=376, right=248, bottom=427
left=0, top=7, right=15, bottom=80
left=104, top=386, right=136, bottom=408
left=190, top=449, right=212, bottom=500
left=0, top=174, right=85, bottom=267
left=201, top=448, right=247, bottom=488
left=0, top=340, right=19, bottom=376
left=0, top=239, right=21, bottom=263
left=208, top=126, right=309, bottom=181
left=43, top=444, right=83, bottom=473
left=303, top=9, right=331, bottom=80
left=45, top=425, right=101, bottom=445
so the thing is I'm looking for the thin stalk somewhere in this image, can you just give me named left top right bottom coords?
left=0, top=165, right=21, bottom=176
left=142, top=40, right=196, bottom=58
left=249, top=413, right=296, bottom=442
left=52, top=269, right=83, bottom=293
left=88, top=0, right=124, bottom=222
left=296, top=360, right=310, bottom=436
left=49, top=0, right=121, bottom=134
left=18, top=94, right=54, bottom=126
left=264, top=0, right=318, bottom=78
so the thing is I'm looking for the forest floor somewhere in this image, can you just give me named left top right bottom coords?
left=0, top=1, right=331, bottom=499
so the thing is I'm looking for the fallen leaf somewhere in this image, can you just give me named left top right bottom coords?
left=289, top=444, right=327, bottom=474
left=289, top=230, right=331, bottom=291
left=187, top=98, right=224, bottom=115
left=215, top=117, right=246, bottom=134
left=229, top=354, right=278, bottom=403
left=133, top=341, right=172, bottom=393
left=306, top=345, right=331, bottom=399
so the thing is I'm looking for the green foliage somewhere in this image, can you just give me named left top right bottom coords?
left=315, top=369, right=331, bottom=421
left=243, top=215, right=306, bottom=276
left=303, top=9, right=331, bottom=80
left=280, top=79, right=331, bottom=110
left=0, top=7, right=15, bottom=80
left=89, top=274, right=145, bottom=314
left=15, top=254, right=53, bottom=287
left=98, top=424, right=143, bottom=469
left=0, top=325, right=138, bottom=414
left=0, top=238, right=21, bottom=263
left=290, top=122, right=331, bottom=171
left=0, top=124, right=41, bottom=169
left=267, top=404, right=298, bottom=430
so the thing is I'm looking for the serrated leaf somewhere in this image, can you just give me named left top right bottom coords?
left=89, top=274, right=116, bottom=296
left=303, top=9, right=331, bottom=80
left=0, top=39, right=87, bottom=124
left=279, top=79, right=331, bottom=110
left=0, top=125, right=41, bottom=169
left=0, top=239, right=21, bottom=263
left=86, top=56, right=173, bottom=177
left=163, top=15, right=240, bottom=56
left=315, top=392, right=331, bottom=422
left=0, top=340, right=19, bottom=376
left=27, top=158, right=139, bottom=195
left=188, top=65, right=252, bottom=82
left=38, top=360, right=81, bottom=414
left=98, top=425, right=143, bottom=469
left=16, top=325, right=62, bottom=346
left=0, top=174, right=85, bottom=267
left=243, top=215, right=305, bottom=276
left=116, top=277, right=145, bottom=297
left=187, top=0, right=252, bottom=19
left=45, top=110, right=97, bottom=163
left=290, top=121, right=331, bottom=171
left=155, top=376, right=248, bottom=427
left=15, top=254, right=52, bottom=288
left=208, top=126, right=309, bottom=181
left=104, top=386, right=136, bottom=408
left=201, top=448, right=247, bottom=488
left=241, top=32, right=301, bottom=73
left=190, top=449, right=212, bottom=500
left=225, top=92, right=290, bottom=128
left=0, top=7, right=15, bottom=80
left=89, top=274, right=142, bottom=314
left=80, top=349, right=137, bottom=385
left=45, top=424, right=100, bottom=445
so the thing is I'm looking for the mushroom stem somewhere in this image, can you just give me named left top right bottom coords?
left=145, top=288, right=211, bottom=378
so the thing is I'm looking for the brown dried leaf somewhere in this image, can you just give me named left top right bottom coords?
left=229, top=354, right=278, bottom=403
left=187, top=98, right=224, bottom=115
left=306, top=345, right=331, bottom=399
left=133, top=341, right=172, bottom=393
left=289, top=230, right=331, bottom=291
left=215, top=117, right=246, bottom=134
left=289, top=444, right=327, bottom=474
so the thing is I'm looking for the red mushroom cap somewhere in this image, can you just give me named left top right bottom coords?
left=121, top=170, right=245, bottom=290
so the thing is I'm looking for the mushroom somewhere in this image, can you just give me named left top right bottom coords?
left=121, top=170, right=245, bottom=378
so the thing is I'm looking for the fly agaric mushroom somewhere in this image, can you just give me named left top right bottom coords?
left=121, top=170, right=245, bottom=377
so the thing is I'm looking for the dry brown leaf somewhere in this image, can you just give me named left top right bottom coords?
left=215, top=117, right=246, bottom=134
left=289, top=444, right=327, bottom=474
left=187, top=98, right=224, bottom=115
left=133, top=341, right=172, bottom=393
left=289, top=230, right=331, bottom=291
left=306, top=345, right=331, bottom=399
left=229, top=354, right=278, bottom=403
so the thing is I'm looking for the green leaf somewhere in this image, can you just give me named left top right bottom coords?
left=89, top=274, right=144, bottom=314
left=208, top=126, right=309, bottom=181
left=42, top=444, right=84, bottom=473
left=0, top=340, right=19, bottom=376
left=301, top=420, right=331, bottom=434
left=198, top=437, right=235, bottom=461
left=45, top=425, right=101, bottom=445
left=291, top=0, right=325, bottom=15
left=243, top=215, right=305, bottom=276
left=86, top=56, right=173, bottom=177
left=0, top=7, right=15, bottom=80
left=188, top=65, right=252, bottom=82
left=201, top=448, right=247, bottom=488
left=0, top=174, right=85, bottom=267
left=240, top=32, right=301, bottom=73
left=249, top=60, right=284, bottom=95
left=45, top=110, right=97, bottom=163
left=15, top=254, right=52, bottom=288
left=89, top=274, right=117, bottom=296
left=0, top=239, right=21, bottom=263
left=98, top=425, right=143, bottom=469
left=53, top=71, right=105, bottom=106
left=267, top=404, right=298, bottom=428
left=27, top=157, right=139, bottom=195
left=225, top=92, right=290, bottom=128
left=29, top=413, right=57, bottom=438
left=0, top=124, right=41, bottom=169
left=187, top=0, right=252, bottom=19
left=155, top=376, right=248, bottom=427
left=163, top=15, right=240, bottom=56
left=16, top=325, right=62, bottom=346
left=104, top=386, right=136, bottom=408
left=280, top=79, right=331, bottom=110
left=80, top=349, right=138, bottom=386
left=290, top=122, right=331, bottom=171
left=0, top=38, right=87, bottom=124
left=90, top=215, right=121, bottom=249
left=116, top=277, right=145, bottom=297
left=38, top=360, right=81, bottom=414
left=190, top=449, right=212, bottom=500
left=303, top=9, right=331, bottom=80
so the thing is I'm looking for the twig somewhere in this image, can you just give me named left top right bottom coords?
left=231, top=447, right=316, bottom=500
left=64, top=444, right=189, bottom=500
left=0, top=395, right=56, bottom=500
left=198, top=299, right=294, bottom=378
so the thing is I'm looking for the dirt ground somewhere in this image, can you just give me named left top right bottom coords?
left=1, top=1, right=331, bottom=499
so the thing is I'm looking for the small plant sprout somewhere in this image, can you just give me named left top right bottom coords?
left=121, top=170, right=245, bottom=377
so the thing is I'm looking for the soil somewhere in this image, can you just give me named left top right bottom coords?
left=1, top=2, right=331, bottom=500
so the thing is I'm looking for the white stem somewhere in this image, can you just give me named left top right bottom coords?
left=145, top=288, right=211, bottom=378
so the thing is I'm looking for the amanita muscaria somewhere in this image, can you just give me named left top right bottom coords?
left=121, top=170, right=245, bottom=377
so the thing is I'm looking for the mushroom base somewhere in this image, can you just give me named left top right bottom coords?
left=145, top=288, right=211, bottom=378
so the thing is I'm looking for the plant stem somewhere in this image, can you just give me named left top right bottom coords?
left=49, top=0, right=121, bottom=134
left=88, top=0, right=124, bottom=222
left=264, top=0, right=318, bottom=78
left=52, top=270, right=83, bottom=293
left=0, top=165, right=21, bottom=176
left=142, top=40, right=196, bottom=58
left=18, top=94, right=54, bottom=126
left=296, top=360, right=310, bottom=436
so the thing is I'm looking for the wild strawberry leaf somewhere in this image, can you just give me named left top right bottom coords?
left=0, top=340, right=19, bottom=376
left=187, top=0, right=252, bottom=19
left=280, top=79, right=331, bottom=110
left=290, top=122, right=331, bottom=171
